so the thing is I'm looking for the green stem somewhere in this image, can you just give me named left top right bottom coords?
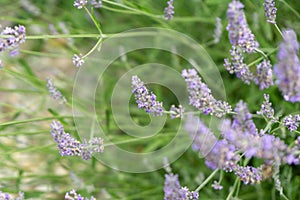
left=0, top=116, right=74, bottom=127
left=195, top=169, right=219, bottom=192
left=82, top=37, right=103, bottom=59
left=274, top=24, right=283, bottom=38
left=84, top=7, right=103, bottom=35
left=226, top=177, right=240, bottom=200
left=25, top=34, right=102, bottom=39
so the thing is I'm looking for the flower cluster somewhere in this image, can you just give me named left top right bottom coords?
left=65, top=189, right=96, bottom=200
left=169, top=104, right=184, bottom=119
left=254, top=59, right=273, bottom=90
left=211, top=181, right=223, bottom=190
left=263, top=0, right=277, bottom=24
left=131, top=76, right=164, bottom=116
left=72, top=53, right=85, bottom=67
left=257, top=94, right=277, bottom=121
left=164, top=173, right=198, bottom=200
left=46, top=78, right=67, bottom=104
left=74, top=0, right=101, bottom=9
left=0, top=24, right=26, bottom=64
left=182, top=69, right=232, bottom=117
left=274, top=29, right=300, bottom=102
left=0, top=191, right=24, bottom=200
left=50, top=120, right=104, bottom=160
left=164, top=0, right=175, bottom=21
left=226, top=0, right=259, bottom=53
left=283, top=114, right=300, bottom=132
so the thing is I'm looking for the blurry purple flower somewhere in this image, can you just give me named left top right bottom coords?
left=254, top=59, right=273, bottom=90
left=274, top=29, right=300, bottom=102
left=182, top=69, right=232, bottom=117
left=224, top=46, right=254, bottom=84
left=0, top=191, right=24, bottom=200
left=91, top=0, right=102, bottom=8
left=283, top=114, right=300, bottom=132
left=65, top=189, right=96, bottom=200
left=164, top=0, right=175, bottom=21
left=0, top=25, right=26, bottom=56
left=213, top=17, right=223, bottom=44
left=233, top=165, right=262, bottom=185
left=9, top=48, right=19, bottom=57
left=73, top=53, right=85, bottom=67
left=131, top=76, right=164, bottom=116
left=257, top=94, right=277, bottom=120
left=46, top=78, right=67, bottom=104
left=50, top=120, right=104, bottom=160
left=211, top=180, right=223, bottom=190
left=164, top=173, right=198, bottom=200
left=169, top=104, right=184, bottom=119
left=73, top=0, right=87, bottom=9
left=232, top=100, right=258, bottom=136
left=226, top=0, right=259, bottom=53
left=263, top=0, right=277, bottom=24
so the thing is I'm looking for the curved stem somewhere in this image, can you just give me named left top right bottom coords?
left=195, top=169, right=219, bottom=192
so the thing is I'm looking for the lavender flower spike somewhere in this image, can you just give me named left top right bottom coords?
left=213, top=17, right=223, bottom=44
left=182, top=69, right=232, bottom=117
left=274, top=29, right=300, bottom=102
left=226, top=0, right=259, bottom=53
left=164, top=0, right=175, bottom=21
left=131, top=76, right=164, bottom=116
left=73, top=0, right=87, bottom=9
left=263, top=0, right=277, bottom=24
left=72, top=53, right=85, bottom=67
left=283, top=114, right=300, bottom=132
left=0, top=25, right=26, bottom=56
left=91, top=0, right=102, bottom=8
left=257, top=94, right=277, bottom=121
left=65, top=189, right=96, bottom=200
left=46, top=78, right=66, bottom=104
left=254, top=59, right=273, bottom=90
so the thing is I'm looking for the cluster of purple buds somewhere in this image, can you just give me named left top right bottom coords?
left=74, top=0, right=101, bottom=9
left=72, top=53, right=85, bottom=67
left=131, top=76, right=164, bottom=116
left=274, top=29, right=300, bottom=102
left=226, top=0, right=259, bottom=53
left=0, top=24, right=26, bottom=64
left=164, top=173, right=198, bottom=200
left=182, top=69, right=232, bottom=117
left=65, top=189, right=96, bottom=200
left=254, top=59, right=273, bottom=90
left=50, top=120, right=104, bottom=160
left=211, top=181, right=223, bottom=190
left=263, top=0, right=277, bottom=24
left=213, top=17, right=223, bottom=44
left=257, top=94, right=277, bottom=121
left=169, top=104, right=184, bottom=119
left=0, top=191, right=24, bottom=200
left=46, top=78, right=67, bottom=104
left=283, top=114, right=300, bottom=132
left=164, top=0, right=175, bottom=21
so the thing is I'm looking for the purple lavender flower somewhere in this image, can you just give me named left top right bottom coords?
left=65, top=189, right=96, bottom=200
left=131, top=76, right=164, bottom=116
left=0, top=25, right=26, bottom=56
left=73, top=53, right=85, bottom=67
left=91, top=0, right=102, bottom=8
left=46, top=78, right=67, bottom=104
left=233, top=165, right=262, bottom=185
left=213, top=17, right=223, bottom=44
left=254, top=59, right=273, bottom=90
left=263, top=0, right=277, bottom=24
left=50, top=120, right=104, bottom=159
left=182, top=69, right=232, bottom=117
left=283, top=114, right=300, bottom=132
left=211, top=180, right=223, bottom=190
left=232, top=100, right=258, bottom=136
left=224, top=46, right=254, bottom=84
left=274, top=29, right=300, bottom=102
left=73, top=0, right=87, bottom=9
left=226, top=0, right=259, bottom=53
left=164, top=0, right=175, bottom=21
left=257, top=94, right=277, bottom=120
left=164, top=173, right=198, bottom=200
left=169, top=104, right=184, bottom=119
left=0, top=191, right=24, bottom=200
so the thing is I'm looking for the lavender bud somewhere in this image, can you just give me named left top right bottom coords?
left=0, top=25, right=26, bottom=55
left=274, top=29, right=300, bottom=102
left=254, top=59, right=273, bottom=90
left=0, top=191, right=24, bottom=200
left=65, top=189, right=96, bottom=200
left=164, top=0, right=175, bottom=21
left=257, top=94, right=277, bottom=120
left=91, top=0, right=102, bottom=8
left=72, top=53, right=85, bottom=67
left=169, top=104, right=184, bottom=119
left=263, top=0, right=277, bottom=24
left=73, top=0, right=87, bottom=9
left=131, top=76, right=164, bottom=116
left=211, top=180, right=223, bottom=190
left=233, top=165, right=262, bottom=185
left=283, top=114, right=300, bottom=132
left=46, top=78, right=67, bottom=104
